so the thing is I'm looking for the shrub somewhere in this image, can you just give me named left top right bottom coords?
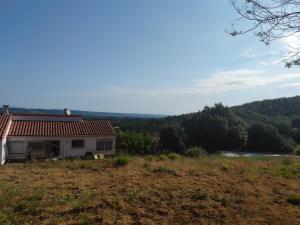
left=287, top=194, right=300, bottom=205
left=192, top=191, right=208, bottom=201
left=158, top=154, right=168, bottom=161
left=167, top=153, right=182, bottom=161
left=186, top=147, right=207, bottom=158
left=115, top=155, right=131, bottom=167
left=221, top=163, right=229, bottom=171
left=145, top=155, right=154, bottom=162
left=152, top=167, right=177, bottom=175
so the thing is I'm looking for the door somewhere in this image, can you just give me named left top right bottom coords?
left=7, top=141, right=26, bottom=160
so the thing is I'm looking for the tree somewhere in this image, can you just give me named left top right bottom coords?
left=184, top=103, right=246, bottom=154
left=230, top=0, right=300, bottom=67
left=247, top=123, right=294, bottom=153
left=116, top=131, right=155, bottom=155
left=159, top=125, right=186, bottom=153
left=292, top=117, right=300, bottom=129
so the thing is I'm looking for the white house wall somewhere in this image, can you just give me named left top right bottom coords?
left=1, top=119, right=12, bottom=165
left=7, top=136, right=116, bottom=159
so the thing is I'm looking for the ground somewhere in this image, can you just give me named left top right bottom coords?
left=0, top=156, right=299, bottom=225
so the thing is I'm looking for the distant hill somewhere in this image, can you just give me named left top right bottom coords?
left=6, top=107, right=167, bottom=119
left=5, top=96, right=300, bottom=121
left=231, top=96, right=300, bottom=124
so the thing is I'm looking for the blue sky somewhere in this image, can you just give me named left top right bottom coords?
left=0, top=0, right=300, bottom=115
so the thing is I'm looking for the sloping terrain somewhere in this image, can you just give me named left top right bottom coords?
left=0, top=157, right=299, bottom=225
left=231, top=96, right=300, bottom=124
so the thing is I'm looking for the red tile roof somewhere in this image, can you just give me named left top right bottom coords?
left=0, top=114, right=11, bottom=140
left=9, top=120, right=116, bottom=137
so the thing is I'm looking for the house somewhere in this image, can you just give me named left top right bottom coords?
left=0, top=105, right=116, bottom=164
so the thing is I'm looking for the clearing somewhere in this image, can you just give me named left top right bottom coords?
left=0, top=156, right=299, bottom=225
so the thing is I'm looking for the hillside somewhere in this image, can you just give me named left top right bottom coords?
left=0, top=156, right=299, bottom=225
left=231, top=96, right=300, bottom=124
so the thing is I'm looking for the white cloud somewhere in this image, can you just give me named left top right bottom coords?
left=54, top=69, right=300, bottom=98
left=282, top=33, right=300, bottom=50
left=279, top=82, right=300, bottom=88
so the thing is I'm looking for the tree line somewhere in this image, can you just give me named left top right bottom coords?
left=114, top=97, right=300, bottom=155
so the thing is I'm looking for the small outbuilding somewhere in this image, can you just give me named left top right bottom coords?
left=0, top=106, right=116, bottom=164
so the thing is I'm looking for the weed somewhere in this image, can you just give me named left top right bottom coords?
left=192, top=191, right=208, bottom=201
left=167, top=153, right=182, bottom=161
left=186, top=147, right=207, bottom=158
left=197, top=203, right=207, bottom=209
left=14, top=192, right=43, bottom=216
left=221, top=164, right=229, bottom=171
left=115, top=155, right=131, bottom=167
left=78, top=213, right=94, bottom=225
left=127, top=190, right=139, bottom=202
left=220, top=197, right=230, bottom=206
left=287, top=194, right=300, bottom=205
left=145, top=155, right=154, bottom=162
left=152, top=166, right=177, bottom=175
left=158, top=154, right=168, bottom=161
left=275, top=165, right=300, bottom=179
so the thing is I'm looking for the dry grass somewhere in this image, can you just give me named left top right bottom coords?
left=0, top=156, right=299, bottom=225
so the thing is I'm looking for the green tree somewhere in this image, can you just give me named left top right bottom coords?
left=292, top=117, right=300, bottom=129
left=116, top=131, right=155, bottom=155
left=184, top=103, right=246, bottom=153
left=159, top=125, right=186, bottom=153
left=247, top=123, right=293, bottom=154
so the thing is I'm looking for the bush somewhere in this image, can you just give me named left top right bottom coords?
left=152, top=167, right=177, bottom=175
left=221, top=163, right=229, bottom=171
left=287, top=194, right=300, bottom=205
left=158, top=154, right=168, bottom=161
left=114, top=155, right=131, bottom=167
left=186, top=147, right=207, bottom=158
left=192, top=191, right=208, bottom=201
left=167, top=153, right=182, bottom=161
left=145, top=155, right=154, bottom=162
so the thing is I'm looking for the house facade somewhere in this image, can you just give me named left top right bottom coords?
left=0, top=106, right=116, bottom=164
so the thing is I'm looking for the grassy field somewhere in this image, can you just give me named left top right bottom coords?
left=0, top=156, right=299, bottom=225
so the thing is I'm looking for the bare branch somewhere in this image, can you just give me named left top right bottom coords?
left=230, top=0, right=300, bottom=66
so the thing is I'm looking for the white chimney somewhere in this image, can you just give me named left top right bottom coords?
left=64, top=108, right=71, bottom=116
left=3, top=105, right=9, bottom=114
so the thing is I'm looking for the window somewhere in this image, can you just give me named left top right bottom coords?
left=96, top=140, right=113, bottom=151
left=96, top=141, right=105, bottom=151
left=105, top=141, right=113, bottom=150
left=72, top=140, right=84, bottom=148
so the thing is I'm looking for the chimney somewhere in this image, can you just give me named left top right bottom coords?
left=3, top=105, right=9, bottom=114
left=64, top=108, right=71, bottom=116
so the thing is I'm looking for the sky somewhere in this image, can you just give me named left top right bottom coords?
left=0, top=0, right=300, bottom=115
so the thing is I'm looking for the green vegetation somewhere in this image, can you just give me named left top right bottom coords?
left=185, top=147, right=207, bottom=158
left=152, top=166, right=177, bottom=175
left=113, top=96, right=300, bottom=155
left=287, top=194, right=300, bottom=206
left=192, top=191, right=208, bottom=201
left=114, top=155, right=131, bottom=166
left=166, top=153, right=182, bottom=161
left=159, top=124, right=186, bottom=153
left=116, top=130, right=156, bottom=155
